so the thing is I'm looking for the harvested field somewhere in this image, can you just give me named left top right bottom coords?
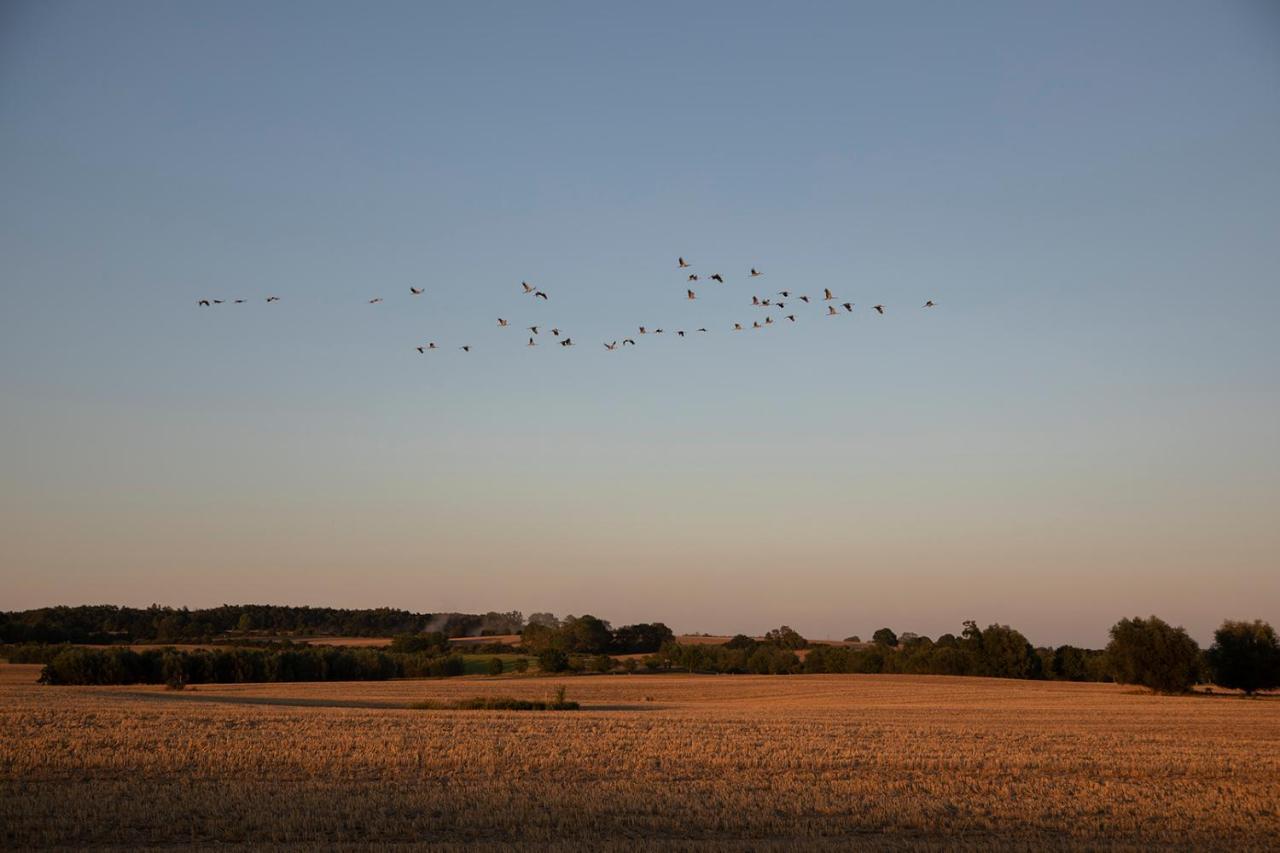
left=2, top=665, right=1277, bottom=850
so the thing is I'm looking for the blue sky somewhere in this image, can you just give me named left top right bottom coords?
left=2, top=1, right=1278, bottom=644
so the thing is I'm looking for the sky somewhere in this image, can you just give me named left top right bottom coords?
left=1, top=1, right=1278, bottom=646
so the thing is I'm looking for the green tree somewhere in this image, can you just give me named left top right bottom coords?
left=1106, top=616, right=1200, bottom=694
left=537, top=648, right=569, bottom=673
left=764, top=625, right=808, bottom=649
left=1206, top=620, right=1280, bottom=696
left=872, top=628, right=898, bottom=648
left=486, top=657, right=505, bottom=676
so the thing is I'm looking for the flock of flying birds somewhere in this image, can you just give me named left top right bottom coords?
left=197, top=257, right=937, bottom=353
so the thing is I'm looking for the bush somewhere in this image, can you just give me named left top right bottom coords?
left=1206, top=620, right=1280, bottom=695
left=486, top=657, right=505, bottom=676
left=537, top=648, right=569, bottom=673
left=1105, top=616, right=1201, bottom=694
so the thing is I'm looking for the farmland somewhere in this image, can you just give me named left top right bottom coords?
left=2, top=664, right=1278, bottom=850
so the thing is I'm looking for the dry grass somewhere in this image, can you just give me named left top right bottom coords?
left=2, top=664, right=1278, bottom=851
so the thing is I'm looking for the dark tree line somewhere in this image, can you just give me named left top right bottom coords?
left=0, top=605, right=525, bottom=644
left=38, top=645, right=468, bottom=686
left=520, top=615, right=674, bottom=657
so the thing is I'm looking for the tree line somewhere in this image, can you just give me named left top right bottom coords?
left=0, top=605, right=526, bottom=644
left=37, top=645, right=471, bottom=687
left=652, top=617, right=1280, bottom=695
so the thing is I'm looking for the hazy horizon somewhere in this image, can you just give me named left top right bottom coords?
left=3, top=1, right=1278, bottom=648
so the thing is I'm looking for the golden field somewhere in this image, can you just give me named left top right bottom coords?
left=2, top=664, right=1278, bottom=851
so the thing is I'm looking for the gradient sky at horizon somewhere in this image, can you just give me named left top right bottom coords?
left=2, top=1, right=1278, bottom=646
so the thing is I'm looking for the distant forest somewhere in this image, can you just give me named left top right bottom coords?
left=0, top=604, right=526, bottom=644
left=3, top=606, right=1277, bottom=696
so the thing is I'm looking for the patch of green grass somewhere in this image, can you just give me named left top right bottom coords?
left=459, top=654, right=534, bottom=675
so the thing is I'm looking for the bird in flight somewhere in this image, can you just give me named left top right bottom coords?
left=785, top=314, right=796, bottom=322
left=654, top=329, right=664, bottom=334
left=696, top=327, right=708, bottom=333
left=842, top=302, right=853, bottom=312
left=687, top=289, right=696, bottom=300
left=688, top=274, right=698, bottom=282
left=873, top=304, right=885, bottom=314
left=522, top=282, right=535, bottom=293
left=551, top=328, right=562, bottom=336
left=266, top=296, right=280, bottom=303
left=528, top=325, right=539, bottom=334
left=709, top=274, right=724, bottom=283
left=752, top=296, right=761, bottom=306
left=923, top=300, right=935, bottom=308
left=679, top=257, right=690, bottom=268
left=778, top=291, right=790, bottom=298
left=528, top=337, right=537, bottom=347
left=677, top=330, right=685, bottom=337
left=752, top=321, right=762, bottom=329
left=369, top=298, right=383, bottom=304
left=211, top=299, right=224, bottom=304
left=733, top=323, right=743, bottom=331
left=535, top=291, right=549, bottom=300
left=827, top=305, right=839, bottom=316
left=498, top=318, right=509, bottom=327
left=639, top=326, right=647, bottom=335
left=604, top=341, right=618, bottom=350
left=410, top=287, right=424, bottom=295
left=797, top=295, right=810, bottom=303
left=623, top=338, right=636, bottom=346
left=197, top=299, right=210, bottom=307
left=823, top=288, right=835, bottom=301
left=750, top=268, right=762, bottom=277
left=233, top=299, right=246, bottom=304
left=460, top=345, right=471, bottom=352
left=560, top=338, right=574, bottom=347
left=764, top=316, right=773, bottom=325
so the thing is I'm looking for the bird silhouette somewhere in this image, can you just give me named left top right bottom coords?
left=752, top=296, right=761, bottom=306
left=765, top=316, right=773, bottom=325
left=551, top=328, right=561, bottom=336
left=827, top=305, right=839, bottom=316
left=709, top=274, right=724, bottom=283
left=687, top=289, right=696, bottom=300
left=528, top=325, right=539, bottom=334
left=197, top=299, right=210, bottom=307
left=522, top=282, right=535, bottom=293
left=604, top=341, right=618, bottom=350
left=623, top=338, right=636, bottom=346
left=265, top=296, right=280, bottom=303
left=842, top=302, right=853, bottom=312
left=528, top=337, right=537, bottom=347
left=679, top=257, right=690, bottom=268
left=535, top=291, right=549, bottom=300
left=560, top=338, right=574, bottom=347
left=823, top=288, right=834, bottom=301
left=696, top=327, right=708, bottom=333
left=369, top=298, right=383, bottom=304
left=785, top=314, right=796, bottom=322
left=873, top=305, right=885, bottom=314
left=733, top=323, right=743, bottom=331
left=797, top=295, right=810, bottom=303
left=639, top=326, right=647, bottom=334
left=752, top=321, right=762, bottom=329
left=677, top=330, right=686, bottom=337
left=410, top=287, right=424, bottom=295
left=750, top=268, right=762, bottom=277
left=233, top=299, right=246, bottom=304
left=923, top=300, right=935, bottom=308
left=688, top=274, right=698, bottom=282
left=778, top=291, right=790, bottom=297
left=212, top=299, right=224, bottom=304
left=460, top=345, right=471, bottom=352
left=498, top=318, right=509, bottom=327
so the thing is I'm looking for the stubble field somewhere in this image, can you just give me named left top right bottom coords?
left=2, top=664, right=1277, bottom=851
